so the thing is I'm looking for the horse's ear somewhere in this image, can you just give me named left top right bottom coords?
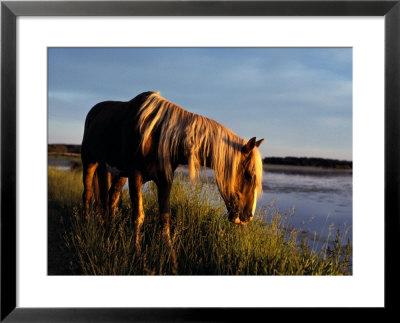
left=255, top=138, right=264, bottom=147
left=242, top=137, right=264, bottom=154
left=242, top=137, right=256, bottom=154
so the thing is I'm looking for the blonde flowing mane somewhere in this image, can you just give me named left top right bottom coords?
left=136, top=92, right=263, bottom=199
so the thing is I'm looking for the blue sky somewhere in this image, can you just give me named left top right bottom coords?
left=48, top=47, right=352, bottom=160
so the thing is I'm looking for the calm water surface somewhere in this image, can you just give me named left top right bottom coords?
left=260, top=167, right=352, bottom=247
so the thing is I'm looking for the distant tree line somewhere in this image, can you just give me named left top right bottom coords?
left=263, top=157, right=352, bottom=169
left=48, top=144, right=81, bottom=154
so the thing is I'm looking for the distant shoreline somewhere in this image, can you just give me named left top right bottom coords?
left=264, top=164, right=352, bottom=175
left=263, top=157, right=352, bottom=170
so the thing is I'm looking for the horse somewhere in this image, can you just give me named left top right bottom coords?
left=81, top=91, right=264, bottom=253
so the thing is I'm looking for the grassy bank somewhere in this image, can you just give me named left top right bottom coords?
left=48, top=167, right=352, bottom=275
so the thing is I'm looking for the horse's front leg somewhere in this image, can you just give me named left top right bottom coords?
left=95, top=163, right=111, bottom=221
left=156, top=176, right=178, bottom=274
left=156, top=176, right=172, bottom=240
left=128, top=171, right=145, bottom=251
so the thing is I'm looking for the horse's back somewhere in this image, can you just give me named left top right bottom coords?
left=82, top=100, right=128, bottom=159
left=81, top=92, right=155, bottom=167
left=83, top=91, right=155, bottom=133
left=83, top=100, right=127, bottom=134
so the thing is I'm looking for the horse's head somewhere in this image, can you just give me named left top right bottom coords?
left=226, top=137, right=264, bottom=226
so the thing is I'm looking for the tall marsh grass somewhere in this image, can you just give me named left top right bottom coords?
left=48, top=167, right=352, bottom=275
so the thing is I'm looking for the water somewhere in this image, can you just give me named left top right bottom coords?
left=260, top=167, right=352, bottom=248
left=48, top=157, right=72, bottom=171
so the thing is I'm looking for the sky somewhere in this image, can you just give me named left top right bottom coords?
left=48, top=47, right=352, bottom=160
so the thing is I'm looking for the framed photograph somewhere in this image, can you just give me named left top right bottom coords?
left=2, top=0, right=399, bottom=321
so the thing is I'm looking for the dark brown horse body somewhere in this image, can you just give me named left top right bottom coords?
left=82, top=92, right=173, bottom=243
left=81, top=91, right=264, bottom=258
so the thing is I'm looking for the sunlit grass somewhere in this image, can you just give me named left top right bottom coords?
left=48, top=167, right=352, bottom=275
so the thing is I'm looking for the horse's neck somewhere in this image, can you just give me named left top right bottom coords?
left=180, top=124, right=214, bottom=174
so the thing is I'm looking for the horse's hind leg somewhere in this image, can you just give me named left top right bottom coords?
left=108, top=176, right=127, bottom=220
left=82, top=162, right=99, bottom=219
left=96, top=163, right=111, bottom=222
left=128, top=171, right=145, bottom=251
left=93, top=171, right=101, bottom=211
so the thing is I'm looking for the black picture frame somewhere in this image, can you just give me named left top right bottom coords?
left=1, top=0, right=399, bottom=321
